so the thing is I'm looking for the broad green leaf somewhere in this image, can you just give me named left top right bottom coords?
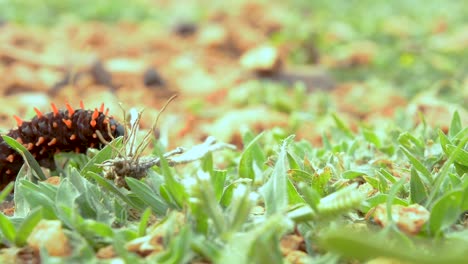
left=312, top=166, right=332, bottom=196
left=449, top=111, right=462, bottom=138
left=56, top=177, right=80, bottom=208
left=17, top=182, right=56, bottom=219
left=218, top=214, right=292, bottom=264
left=15, top=207, right=43, bottom=246
left=158, top=155, right=187, bottom=208
left=219, top=182, right=236, bottom=207
left=400, top=146, right=432, bottom=183
left=287, top=204, right=315, bottom=222
left=376, top=171, right=388, bottom=192
left=410, top=167, right=428, bottom=204
left=138, top=207, right=152, bottom=236
left=377, top=168, right=397, bottom=183
left=445, top=145, right=468, bottom=167
left=193, top=173, right=226, bottom=235
left=427, top=132, right=468, bottom=207
left=332, top=113, right=354, bottom=138
left=363, top=175, right=380, bottom=189
left=288, top=169, right=313, bottom=185
left=227, top=185, right=253, bottom=233
left=82, top=219, right=114, bottom=238
left=239, top=132, right=265, bottom=180
left=287, top=153, right=301, bottom=170
left=438, top=129, right=451, bottom=154
left=320, top=228, right=468, bottom=263
left=429, top=189, right=464, bottom=234
left=126, top=177, right=168, bottom=215
left=87, top=172, right=142, bottom=210
left=298, top=182, right=321, bottom=211
left=287, top=179, right=304, bottom=205
left=0, top=212, right=16, bottom=243
left=398, top=132, right=425, bottom=155
left=201, top=152, right=213, bottom=173
left=362, top=129, right=382, bottom=148
left=362, top=194, right=408, bottom=213
left=342, top=170, right=367, bottom=180
left=261, top=135, right=293, bottom=216
left=0, top=182, right=14, bottom=203
left=211, top=170, right=227, bottom=202
left=191, top=237, right=221, bottom=262
left=154, top=226, right=193, bottom=264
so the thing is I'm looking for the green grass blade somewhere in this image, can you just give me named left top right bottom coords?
left=80, top=137, right=123, bottom=175
left=261, top=135, right=293, bottom=216
left=87, top=172, right=142, bottom=210
left=15, top=207, right=43, bottom=246
left=400, top=146, right=433, bottom=183
left=239, top=131, right=265, bottom=180
left=0, top=212, right=16, bottom=244
left=429, top=189, right=464, bottom=235
left=0, top=182, right=14, bottom=203
left=126, top=177, right=168, bottom=215
left=448, top=111, right=462, bottom=138
left=138, top=207, right=152, bottom=236
left=2, top=135, right=47, bottom=181
left=410, top=167, right=429, bottom=204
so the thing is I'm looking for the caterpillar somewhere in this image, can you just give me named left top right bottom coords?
left=0, top=102, right=125, bottom=189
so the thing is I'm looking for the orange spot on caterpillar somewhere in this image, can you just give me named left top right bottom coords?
left=6, top=169, right=11, bottom=174
left=92, top=133, right=97, bottom=138
left=13, top=115, right=23, bottom=127
left=75, top=147, right=80, bottom=153
left=26, top=143, right=34, bottom=150
left=36, top=136, right=46, bottom=146
left=70, top=134, right=76, bottom=140
left=80, top=100, right=85, bottom=109
left=111, top=125, right=116, bottom=130
left=34, top=107, right=43, bottom=118
left=51, top=103, right=59, bottom=117
left=92, top=109, right=99, bottom=119
left=48, top=138, right=57, bottom=146
left=16, top=137, right=23, bottom=144
left=6, top=154, right=14, bottom=163
left=90, top=109, right=99, bottom=127
left=53, top=122, right=58, bottom=128
left=62, top=119, right=73, bottom=129
left=66, top=102, right=75, bottom=117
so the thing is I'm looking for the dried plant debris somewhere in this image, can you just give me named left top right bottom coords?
left=100, top=100, right=235, bottom=187
left=27, top=220, right=71, bottom=257
left=102, top=136, right=235, bottom=187
left=373, top=204, right=430, bottom=235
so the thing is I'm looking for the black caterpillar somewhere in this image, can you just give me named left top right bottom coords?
left=0, top=102, right=124, bottom=189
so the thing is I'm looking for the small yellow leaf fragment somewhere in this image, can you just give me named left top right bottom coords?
left=27, top=220, right=71, bottom=257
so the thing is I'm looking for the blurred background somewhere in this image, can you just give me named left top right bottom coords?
left=1, top=0, right=467, bottom=146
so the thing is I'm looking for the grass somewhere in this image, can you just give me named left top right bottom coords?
left=0, top=0, right=467, bottom=262
left=1, top=110, right=467, bottom=263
